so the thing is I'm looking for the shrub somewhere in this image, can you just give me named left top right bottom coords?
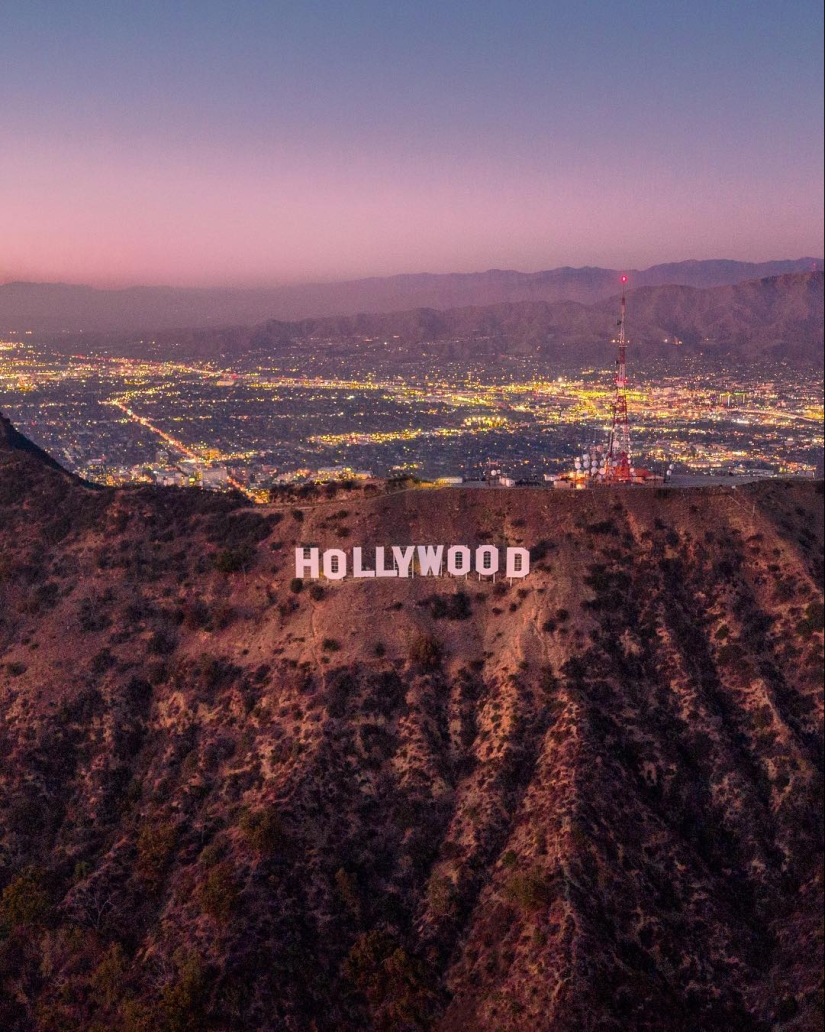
left=0, top=868, right=50, bottom=928
left=253, top=663, right=271, bottom=683
left=540, top=668, right=560, bottom=699
left=503, top=869, right=555, bottom=911
left=774, top=579, right=797, bottom=603
left=776, top=996, right=800, bottom=1022
left=205, top=510, right=279, bottom=545
left=136, top=821, right=177, bottom=890
left=717, top=643, right=745, bottom=667
left=90, top=943, right=127, bottom=1011
left=426, top=876, right=454, bottom=917
left=23, top=581, right=60, bottom=615
left=211, top=601, right=235, bottom=630
left=322, top=638, right=341, bottom=652
left=587, top=519, right=618, bottom=536
left=334, top=867, right=361, bottom=915
left=182, top=599, right=211, bottom=629
left=148, top=627, right=178, bottom=656
left=239, top=808, right=286, bottom=854
left=196, top=861, right=239, bottom=923
left=326, top=670, right=356, bottom=718
left=419, top=592, right=472, bottom=621
left=214, top=544, right=255, bottom=574
left=289, top=577, right=304, bottom=594
left=159, top=952, right=208, bottom=1032
left=78, top=593, right=113, bottom=632
left=409, top=633, right=443, bottom=670
left=530, top=540, right=551, bottom=562
left=342, top=930, right=432, bottom=1025
left=91, top=648, right=116, bottom=674
left=798, top=600, right=825, bottom=637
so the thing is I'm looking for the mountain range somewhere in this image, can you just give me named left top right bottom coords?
left=1, top=258, right=820, bottom=334
left=92, top=271, right=825, bottom=366
left=249, top=271, right=825, bottom=363
left=0, top=412, right=822, bottom=1030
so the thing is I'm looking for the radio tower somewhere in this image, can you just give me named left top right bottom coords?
left=606, top=275, right=632, bottom=480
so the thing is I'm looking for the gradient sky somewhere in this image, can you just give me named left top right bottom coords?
left=1, top=0, right=822, bottom=287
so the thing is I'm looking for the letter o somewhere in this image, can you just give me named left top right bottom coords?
left=447, top=546, right=471, bottom=576
left=323, top=549, right=347, bottom=580
left=475, top=545, right=499, bottom=576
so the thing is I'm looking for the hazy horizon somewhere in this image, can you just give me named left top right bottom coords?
left=2, top=254, right=822, bottom=293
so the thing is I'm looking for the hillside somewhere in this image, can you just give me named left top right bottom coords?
left=0, top=416, right=823, bottom=1031
left=0, top=413, right=62, bottom=468
left=1, top=259, right=819, bottom=334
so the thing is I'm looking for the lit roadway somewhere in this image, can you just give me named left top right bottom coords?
left=106, top=398, right=258, bottom=501
left=737, top=406, right=824, bottom=424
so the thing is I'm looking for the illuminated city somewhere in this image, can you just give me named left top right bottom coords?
left=1, top=333, right=821, bottom=499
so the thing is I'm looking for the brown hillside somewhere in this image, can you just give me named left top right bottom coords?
left=0, top=420, right=823, bottom=1031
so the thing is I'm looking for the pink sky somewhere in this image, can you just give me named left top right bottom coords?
left=2, top=1, right=822, bottom=287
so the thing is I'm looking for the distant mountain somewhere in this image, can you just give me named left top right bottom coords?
left=1, top=258, right=820, bottom=333
left=0, top=412, right=822, bottom=1030
left=130, top=271, right=822, bottom=365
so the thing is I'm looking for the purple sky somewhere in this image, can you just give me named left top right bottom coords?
left=1, top=1, right=822, bottom=287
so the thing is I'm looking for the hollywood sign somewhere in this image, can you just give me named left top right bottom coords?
left=295, top=545, right=531, bottom=581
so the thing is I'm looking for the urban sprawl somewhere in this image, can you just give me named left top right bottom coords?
left=1, top=334, right=822, bottom=501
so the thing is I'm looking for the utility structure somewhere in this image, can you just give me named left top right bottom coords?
left=550, top=275, right=663, bottom=488
left=605, top=275, right=633, bottom=481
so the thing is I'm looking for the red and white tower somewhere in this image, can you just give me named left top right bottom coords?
left=556, top=274, right=662, bottom=488
left=606, top=275, right=632, bottom=480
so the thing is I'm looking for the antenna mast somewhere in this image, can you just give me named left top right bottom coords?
left=607, top=275, right=632, bottom=479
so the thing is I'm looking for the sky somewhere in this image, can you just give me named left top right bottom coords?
left=1, top=0, right=822, bottom=287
